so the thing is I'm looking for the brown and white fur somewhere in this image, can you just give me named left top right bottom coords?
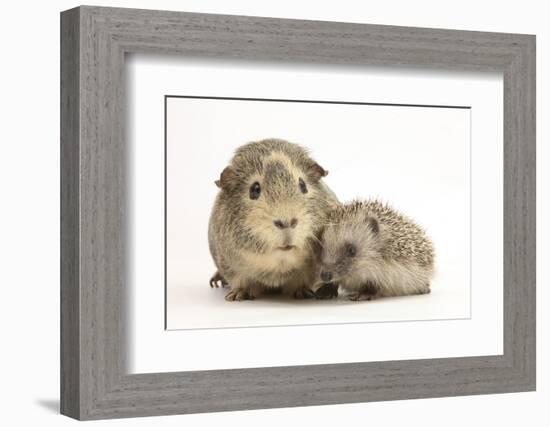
left=208, top=138, right=339, bottom=301
left=315, top=200, right=435, bottom=301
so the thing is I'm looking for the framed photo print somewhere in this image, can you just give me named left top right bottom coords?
left=61, top=6, right=535, bottom=420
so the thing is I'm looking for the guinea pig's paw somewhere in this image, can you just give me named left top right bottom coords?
left=315, top=283, right=339, bottom=300
left=293, top=287, right=316, bottom=299
left=225, top=288, right=255, bottom=301
left=209, top=271, right=228, bottom=288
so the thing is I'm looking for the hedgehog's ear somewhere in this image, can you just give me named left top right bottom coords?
left=215, top=166, right=236, bottom=191
left=310, top=162, right=328, bottom=181
left=366, top=216, right=379, bottom=234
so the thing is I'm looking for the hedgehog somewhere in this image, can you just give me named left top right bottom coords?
left=315, top=199, right=435, bottom=301
left=208, top=138, right=340, bottom=301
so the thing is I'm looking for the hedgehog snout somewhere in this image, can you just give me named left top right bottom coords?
left=320, top=271, right=333, bottom=283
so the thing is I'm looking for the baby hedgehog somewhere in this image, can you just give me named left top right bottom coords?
left=316, top=199, right=435, bottom=301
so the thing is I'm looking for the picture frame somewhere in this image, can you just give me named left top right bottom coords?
left=60, top=5, right=536, bottom=420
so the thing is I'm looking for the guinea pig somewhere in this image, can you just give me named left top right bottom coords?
left=315, top=199, right=435, bottom=301
left=208, top=138, right=339, bottom=301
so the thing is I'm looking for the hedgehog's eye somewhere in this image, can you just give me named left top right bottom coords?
left=298, top=177, right=308, bottom=194
left=345, top=243, right=356, bottom=257
left=249, top=182, right=261, bottom=200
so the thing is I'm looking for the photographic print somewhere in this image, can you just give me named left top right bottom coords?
left=165, top=96, right=471, bottom=330
left=61, top=7, right=535, bottom=419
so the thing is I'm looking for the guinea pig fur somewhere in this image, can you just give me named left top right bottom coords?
left=208, top=138, right=340, bottom=301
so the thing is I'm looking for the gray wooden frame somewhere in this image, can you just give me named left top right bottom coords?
left=60, top=5, right=536, bottom=421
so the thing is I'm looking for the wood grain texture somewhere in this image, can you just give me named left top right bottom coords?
left=60, top=5, right=536, bottom=420
left=60, top=7, right=80, bottom=419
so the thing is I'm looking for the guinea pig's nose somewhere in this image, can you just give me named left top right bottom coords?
left=274, top=219, right=287, bottom=229
left=274, top=218, right=299, bottom=229
left=320, top=271, right=333, bottom=283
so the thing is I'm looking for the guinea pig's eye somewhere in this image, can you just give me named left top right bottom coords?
left=298, top=177, right=308, bottom=194
left=345, top=243, right=356, bottom=257
left=249, top=182, right=261, bottom=200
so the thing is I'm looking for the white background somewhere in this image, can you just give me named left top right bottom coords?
left=130, top=57, right=504, bottom=374
left=0, top=1, right=546, bottom=426
left=165, top=95, right=472, bottom=330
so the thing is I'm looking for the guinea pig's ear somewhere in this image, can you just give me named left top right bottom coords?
left=215, top=166, right=236, bottom=191
left=310, top=162, right=329, bottom=181
left=366, top=216, right=379, bottom=234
